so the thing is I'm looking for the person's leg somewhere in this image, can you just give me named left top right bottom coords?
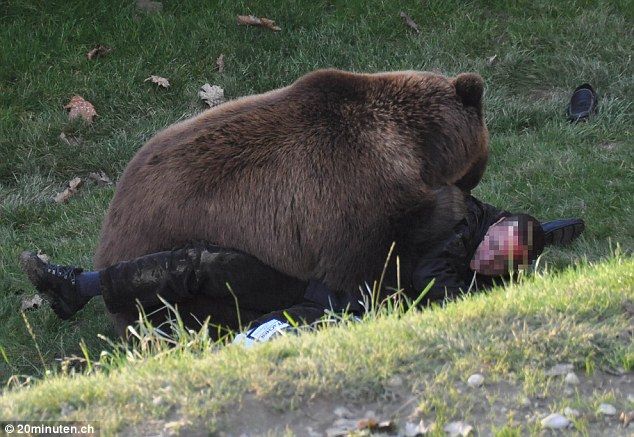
left=99, top=244, right=308, bottom=313
left=20, top=244, right=308, bottom=321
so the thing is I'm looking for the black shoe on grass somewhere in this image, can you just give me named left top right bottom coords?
left=19, top=251, right=89, bottom=319
left=541, top=219, right=585, bottom=247
left=566, top=84, right=597, bottom=122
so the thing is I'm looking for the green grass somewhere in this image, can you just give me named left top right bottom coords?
left=0, top=257, right=632, bottom=434
left=0, top=0, right=633, bottom=434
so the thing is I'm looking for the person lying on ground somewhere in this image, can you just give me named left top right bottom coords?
left=19, top=194, right=584, bottom=346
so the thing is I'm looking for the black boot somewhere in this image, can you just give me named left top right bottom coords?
left=19, top=251, right=89, bottom=319
left=541, top=219, right=585, bottom=247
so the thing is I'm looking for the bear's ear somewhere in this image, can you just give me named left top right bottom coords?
left=452, top=73, right=484, bottom=109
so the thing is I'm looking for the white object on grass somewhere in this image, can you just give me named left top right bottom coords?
left=232, top=319, right=291, bottom=348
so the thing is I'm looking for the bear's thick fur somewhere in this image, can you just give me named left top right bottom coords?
left=94, top=69, right=488, bottom=332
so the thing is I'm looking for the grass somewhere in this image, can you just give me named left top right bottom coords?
left=0, top=0, right=632, bottom=434
left=0, top=256, right=632, bottom=434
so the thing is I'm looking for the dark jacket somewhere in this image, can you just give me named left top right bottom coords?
left=410, top=195, right=509, bottom=304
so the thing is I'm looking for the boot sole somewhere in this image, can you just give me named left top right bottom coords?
left=543, top=221, right=585, bottom=247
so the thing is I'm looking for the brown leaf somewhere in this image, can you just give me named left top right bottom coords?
left=620, top=411, right=633, bottom=428
left=357, top=417, right=379, bottom=430
left=216, top=54, right=225, bottom=73
left=88, top=171, right=113, bottom=186
left=136, top=0, right=162, bottom=13
left=357, top=417, right=396, bottom=432
left=64, top=96, right=97, bottom=123
left=86, top=44, right=112, bottom=60
left=145, top=75, right=170, bottom=88
left=199, top=84, right=226, bottom=108
left=21, top=294, right=43, bottom=311
left=54, top=177, right=84, bottom=203
left=237, top=15, right=281, bottom=31
left=399, top=11, right=420, bottom=34
left=59, top=132, right=81, bottom=146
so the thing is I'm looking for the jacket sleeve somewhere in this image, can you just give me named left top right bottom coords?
left=411, top=251, right=472, bottom=305
left=409, top=195, right=512, bottom=306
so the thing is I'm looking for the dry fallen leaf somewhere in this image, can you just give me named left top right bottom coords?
left=36, top=250, right=49, bottom=263
left=145, top=75, right=170, bottom=88
left=399, top=11, right=420, bottom=34
left=86, top=44, right=112, bottom=60
left=198, top=84, right=225, bottom=108
left=59, top=132, right=81, bottom=146
left=21, top=294, right=44, bottom=311
left=620, top=411, right=633, bottom=428
left=216, top=54, right=225, bottom=73
left=237, top=15, right=281, bottom=31
left=54, top=177, right=84, bottom=203
left=357, top=418, right=395, bottom=432
left=357, top=417, right=379, bottom=430
left=136, top=0, right=162, bottom=13
left=88, top=171, right=113, bottom=186
left=599, top=142, right=618, bottom=151
left=64, top=96, right=97, bottom=123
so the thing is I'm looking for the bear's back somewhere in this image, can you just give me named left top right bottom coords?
left=94, top=68, right=487, bottom=292
left=94, top=70, right=426, bottom=279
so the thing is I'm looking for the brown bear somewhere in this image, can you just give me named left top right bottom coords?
left=94, top=69, right=488, bottom=333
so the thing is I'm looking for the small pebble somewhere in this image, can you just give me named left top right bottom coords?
left=541, top=413, right=571, bottom=429
left=60, top=403, right=74, bottom=416
left=467, top=373, right=484, bottom=388
left=333, top=406, right=352, bottom=418
left=545, top=363, right=574, bottom=376
left=387, top=375, right=403, bottom=387
left=404, top=420, right=434, bottom=436
left=563, top=407, right=580, bottom=418
left=325, top=418, right=357, bottom=437
left=597, top=403, right=617, bottom=415
left=444, top=421, right=473, bottom=436
left=364, top=410, right=376, bottom=419
left=565, top=372, right=580, bottom=385
left=404, top=422, right=420, bottom=437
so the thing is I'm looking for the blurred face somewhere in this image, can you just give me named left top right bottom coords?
left=470, top=217, right=531, bottom=276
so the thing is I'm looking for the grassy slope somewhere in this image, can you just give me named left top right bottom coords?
left=0, top=0, right=632, bottom=432
left=0, top=257, right=631, bottom=434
